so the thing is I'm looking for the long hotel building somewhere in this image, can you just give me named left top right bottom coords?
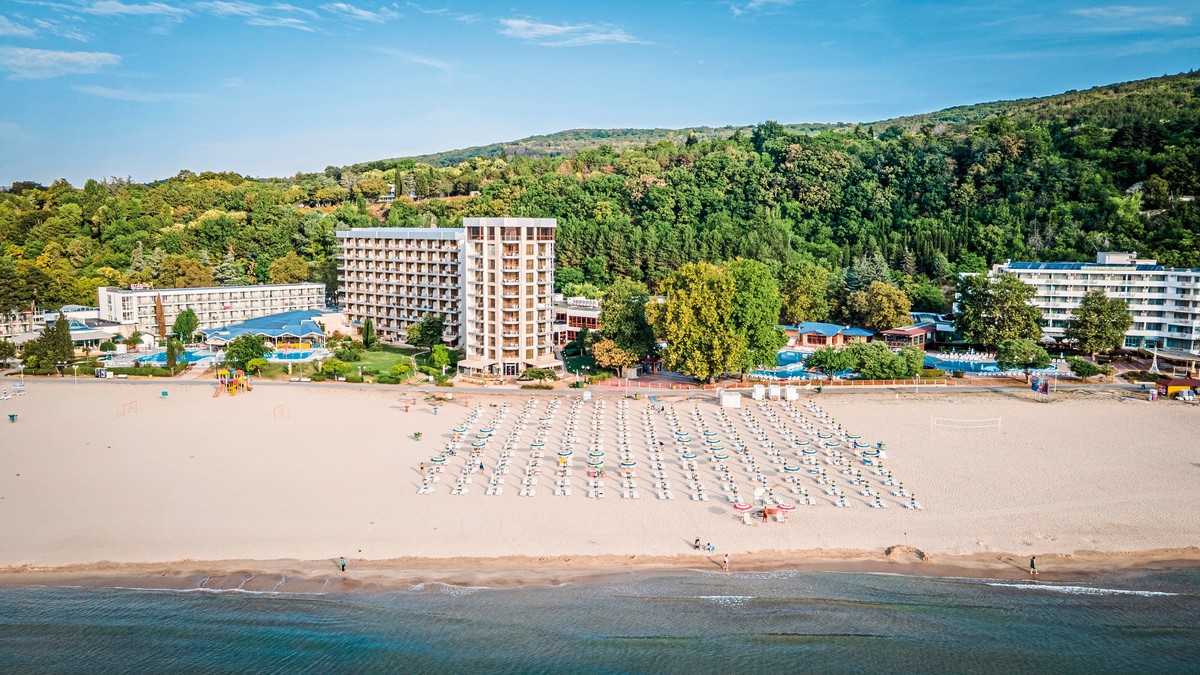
left=337, top=217, right=560, bottom=376
left=994, top=251, right=1200, bottom=353
left=97, top=282, right=326, bottom=336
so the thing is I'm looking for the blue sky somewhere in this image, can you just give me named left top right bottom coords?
left=0, top=1, right=1197, bottom=184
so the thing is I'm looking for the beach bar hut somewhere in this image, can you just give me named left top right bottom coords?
left=752, top=384, right=765, bottom=401
left=767, top=384, right=781, bottom=400
left=719, top=390, right=742, bottom=408
left=783, top=385, right=799, bottom=401
left=1155, top=377, right=1200, bottom=398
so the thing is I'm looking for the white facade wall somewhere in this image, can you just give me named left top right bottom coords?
left=97, top=283, right=326, bottom=336
left=994, top=253, right=1200, bottom=353
left=336, top=227, right=466, bottom=346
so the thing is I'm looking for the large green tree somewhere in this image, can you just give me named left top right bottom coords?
left=224, top=334, right=271, bottom=371
left=846, top=281, right=914, bottom=331
left=728, top=259, right=786, bottom=374
left=1064, top=290, right=1132, bottom=358
left=268, top=251, right=310, bottom=284
left=955, top=274, right=1042, bottom=347
left=599, top=277, right=656, bottom=359
left=172, top=308, right=198, bottom=342
left=406, top=314, right=444, bottom=349
left=804, top=346, right=857, bottom=380
left=996, top=338, right=1051, bottom=382
left=647, top=262, right=741, bottom=383
left=779, top=259, right=830, bottom=324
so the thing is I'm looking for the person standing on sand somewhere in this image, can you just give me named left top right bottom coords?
left=340, top=557, right=346, bottom=572
left=1029, top=556, right=1037, bottom=576
left=722, top=554, right=729, bottom=572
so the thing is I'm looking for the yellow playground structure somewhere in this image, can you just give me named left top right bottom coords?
left=215, top=369, right=253, bottom=397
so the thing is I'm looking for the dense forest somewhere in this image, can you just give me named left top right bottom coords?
left=2, top=72, right=1199, bottom=329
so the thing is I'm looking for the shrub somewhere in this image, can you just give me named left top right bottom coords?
left=107, top=366, right=176, bottom=377
left=375, top=374, right=400, bottom=384
left=434, top=380, right=454, bottom=387
left=952, top=370, right=965, bottom=378
left=335, top=347, right=362, bottom=362
left=362, top=368, right=380, bottom=376
left=520, top=367, right=559, bottom=381
left=1122, top=370, right=1160, bottom=383
left=419, top=366, right=441, bottom=377
left=1066, top=356, right=1106, bottom=378
left=389, top=363, right=412, bottom=378
left=587, top=372, right=612, bottom=384
left=521, top=383, right=553, bottom=390
left=919, top=368, right=945, bottom=378
left=345, top=374, right=364, bottom=384
left=309, top=372, right=327, bottom=382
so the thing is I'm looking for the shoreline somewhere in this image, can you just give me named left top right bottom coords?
left=3, top=547, right=1197, bottom=594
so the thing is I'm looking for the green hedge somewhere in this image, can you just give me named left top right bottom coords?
left=344, top=374, right=364, bottom=384
left=919, top=368, right=945, bottom=378
left=521, top=383, right=553, bottom=390
left=309, top=372, right=327, bottom=382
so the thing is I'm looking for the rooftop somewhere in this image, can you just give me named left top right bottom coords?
left=198, top=309, right=326, bottom=343
left=781, top=322, right=874, bottom=338
left=103, top=282, right=324, bottom=295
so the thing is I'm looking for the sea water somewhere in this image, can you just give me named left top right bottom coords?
left=2, top=570, right=1198, bottom=672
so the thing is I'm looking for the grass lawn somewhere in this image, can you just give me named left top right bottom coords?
left=356, top=345, right=421, bottom=374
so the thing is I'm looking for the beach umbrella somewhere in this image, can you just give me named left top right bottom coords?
left=587, top=458, right=604, bottom=467
left=557, top=450, right=573, bottom=458
left=776, top=503, right=796, bottom=513
left=531, top=441, right=545, bottom=448
left=732, top=501, right=753, bottom=512
left=854, top=441, right=870, bottom=449
left=703, top=431, right=717, bottom=437
left=452, top=427, right=467, bottom=433
left=713, top=453, right=730, bottom=461
left=794, top=440, right=810, bottom=447
left=588, top=450, right=605, bottom=458
left=862, top=449, right=880, bottom=457
left=705, top=438, right=720, bottom=445
left=620, top=460, right=637, bottom=468
left=801, top=448, right=818, bottom=455
left=681, top=452, right=697, bottom=460
left=783, top=464, right=801, bottom=473
left=471, top=440, right=487, bottom=447
left=825, top=441, right=840, bottom=448
left=429, top=456, right=446, bottom=464
left=847, top=434, right=861, bottom=440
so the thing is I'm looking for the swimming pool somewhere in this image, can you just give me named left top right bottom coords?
left=140, top=350, right=215, bottom=364
left=924, top=356, right=1058, bottom=374
left=752, top=350, right=851, bottom=379
left=269, top=350, right=316, bottom=361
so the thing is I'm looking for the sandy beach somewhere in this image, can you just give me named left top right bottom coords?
left=1, top=379, right=1198, bottom=586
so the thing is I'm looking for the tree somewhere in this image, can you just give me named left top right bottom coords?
left=154, top=293, right=167, bottom=339
left=1064, top=290, right=1132, bottom=358
left=361, top=317, right=376, bottom=349
left=321, top=358, right=351, bottom=378
left=996, top=338, right=1051, bottom=382
left=954, top=274, right=1042, bottom=347
left=592, top=337, right=639, bottom=370
left=158, top=255, right=213, bottom=288
left=406, top=314, right=444, bottom=349
left=646, top=262, right=742, bottom=383
left=224, top=334, right=270, bottom=371
left=429, top=344, right=451, bottom=370
left=728, top=259, right=786, bottom=375
left=389, top=362, right=413, bottom=379
left=172, top=308, right=199, bottom=342
left=599, top=278, right=655, bottom=360
left=522, top=367, right=558, bottom=381
left=844, top=252, right=890, bottom=293
left=126, top=330, right=143, bottom=348
left=804, top=346, right=857, bottom=380
left=780, top=259, right=830, bottom=324
left=562, top=282, right=604, bottom=300
left=98, top=340, right=116, bottom=353
left=0, top=338, right=16, bottom=365
left=213, top=250, right=248, bottom=286
left=846, top=281, right=913, bottom=331
left=44, top=314, right=75, bottom=365
left=245, top=357, right=269, bottom=375
left=555, top=266, right=584, bottom=292
left=569, top=326, right=595, bottom=356
left=844, top=342, right=923, bottom=379
left=268, top=251, right=310, bottom=284
left=165, top=337, right=182, bottom=375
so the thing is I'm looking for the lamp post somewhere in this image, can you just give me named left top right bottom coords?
left=72, top=364, right=78, bottom=384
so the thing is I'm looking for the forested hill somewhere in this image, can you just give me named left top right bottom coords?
left=349, top=71, right=1200, bottom=170
left=2, top=71, right=1199, bottom=335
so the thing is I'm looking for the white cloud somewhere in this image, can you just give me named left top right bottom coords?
left=498, top=18, right=645, bottom=47
left=731, top=0, right=795, bottom=16
left=82, top=1, right=188, bottom=16
left=370, top=46, right=452, bottom=78
left=196, top=1, right=317, bottom=30
left=0, top=15, right=37, bottom=36
left=322, top=2, right=399, bottom=22
left=1070, top=5, right=1189, bottom=31
left=74, top=84, right=202, bottom=102
left=0, top=47, right=120, bottom=79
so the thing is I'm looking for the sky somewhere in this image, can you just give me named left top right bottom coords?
left=0, top=1, right=1197, bottom=185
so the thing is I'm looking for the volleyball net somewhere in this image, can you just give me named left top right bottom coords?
left=930, top=417, right=1001, bottom=431
left=117, top=400, right=138, bottom=417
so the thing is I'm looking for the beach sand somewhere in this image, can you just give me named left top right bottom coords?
left=1, top=380, right=1197, bottom=586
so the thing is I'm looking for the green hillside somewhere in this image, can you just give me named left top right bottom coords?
left=351, top=71, right=1199, bottom=170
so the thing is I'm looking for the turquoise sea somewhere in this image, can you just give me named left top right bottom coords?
left=2, top=569, right=1198, bottom=673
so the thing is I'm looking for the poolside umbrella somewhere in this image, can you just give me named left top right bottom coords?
left=732, top=501, right=753, bottom=512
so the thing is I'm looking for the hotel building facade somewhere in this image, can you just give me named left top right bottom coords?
left=97, top=282, right=326, bottom=336
left=337, top=218, right=560, bottom=376
left=994, top=252, right=1200, bottom=353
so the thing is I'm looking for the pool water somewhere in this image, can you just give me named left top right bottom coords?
left=269, top=350, right=315, bottom=361
left=925, top=356, right=1058, bottom=374
left=752, top=350, right=850, bottom=379
left=141, top=350, right=213, bottom=364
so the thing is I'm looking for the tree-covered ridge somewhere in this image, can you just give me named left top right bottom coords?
left=351, top=71, right=1200, bottom=169
left=2, top=72, right=1199, bottom=327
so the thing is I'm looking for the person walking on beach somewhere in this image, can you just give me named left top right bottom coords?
left=694, top=538, right=701, bottom=550
left=722, top=554, right=729, bottom=572
left=340, top=557, right=347, bottom=572
left=1029, top=556, right=1037, bottom=576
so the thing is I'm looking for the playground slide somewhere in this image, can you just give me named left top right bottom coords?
left=213, top=384, right=222, bottom=397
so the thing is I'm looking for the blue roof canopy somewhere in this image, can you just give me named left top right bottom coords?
left=199, top=310, right=326, bottom=343
left=780, top=322, right=874, bottom=337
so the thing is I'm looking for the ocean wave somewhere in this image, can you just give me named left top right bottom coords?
left=986, top=583, right=1178, bottom=597
left=409, top=581, right=491, bottom=595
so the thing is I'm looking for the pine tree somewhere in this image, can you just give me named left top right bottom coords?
left=147, top=247, right=164, bottom=278
left=214, top=250, right=247, bottom=286
left=130, top=241, right=146, bottom=273
left=197, top=249, right=211, bottom=266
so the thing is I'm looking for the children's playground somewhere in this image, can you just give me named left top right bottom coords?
left=214, top=369, right=253, bottom=397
